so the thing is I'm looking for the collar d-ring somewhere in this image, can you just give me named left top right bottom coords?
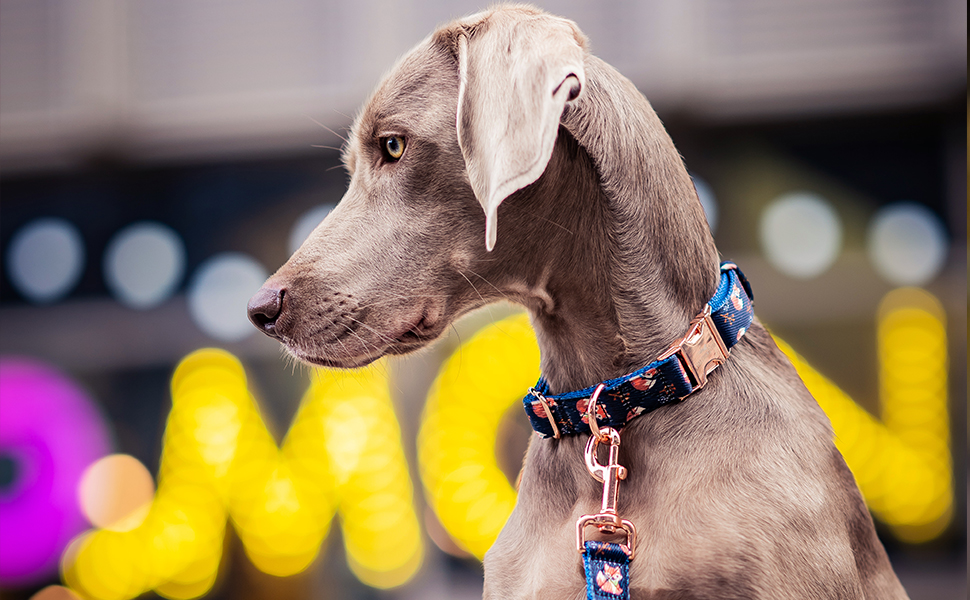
left=587, top=383, right=609, bottom=442
left=529, top=388, right=560, bottom=439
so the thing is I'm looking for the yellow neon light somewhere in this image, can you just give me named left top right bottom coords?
left=63, top=350, right=422, bottom=599
left=418, top=315, right=539, bottom=559
left=775, top=287, right=952, bottom=542
left=878, top=288, right=952, bottom=541
left=420, top=293, right=952, bottom=553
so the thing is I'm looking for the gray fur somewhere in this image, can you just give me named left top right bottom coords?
left=248, top=6, right=909, bottom=598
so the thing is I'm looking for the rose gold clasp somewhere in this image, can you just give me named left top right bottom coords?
left=586, top=383, right=608, bottom=442
left=529, top=388, right=560, bottom=439
left=576, top=426, right=637, bottom=558
left=657, top=304, right=729, bottom=393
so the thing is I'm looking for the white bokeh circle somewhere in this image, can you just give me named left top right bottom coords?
left=288, top=204, right=336, bottom=255
left=6, top=218, right=85, bottom=304
left=867, top=203, right=947, bottom=286
left=760, top=191, right=842, bottom=279
left=104, top=222, right=186, bottom=309
left=691, top=175, right=719, bottom=234
left=187, top=253, right=268, bottom=342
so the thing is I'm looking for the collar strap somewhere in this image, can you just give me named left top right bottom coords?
left=523, top=262, right=754, bottom=439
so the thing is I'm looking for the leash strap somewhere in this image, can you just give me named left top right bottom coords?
left=583, top=541, right=631, bottom=599
left=523, top=261, right=754, bottom=438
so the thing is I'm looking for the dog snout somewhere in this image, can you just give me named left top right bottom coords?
left=248, top=285, right=285, bottom=338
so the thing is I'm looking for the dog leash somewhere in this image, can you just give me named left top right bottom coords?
left=521, top=261, right=754, bottom=599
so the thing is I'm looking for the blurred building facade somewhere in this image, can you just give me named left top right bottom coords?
left=0, top=1, right=965, bottom=599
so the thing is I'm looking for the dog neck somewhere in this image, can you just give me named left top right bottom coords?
left=516, top=56, right=720, bottom=396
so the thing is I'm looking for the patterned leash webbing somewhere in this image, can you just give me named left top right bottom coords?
left=583, top=541, right=631, bottom=599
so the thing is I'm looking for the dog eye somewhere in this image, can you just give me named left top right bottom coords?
left=381, top=136, right=406, bottom=161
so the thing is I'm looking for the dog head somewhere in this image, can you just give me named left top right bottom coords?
left=248, top=7, right=592, bottom=368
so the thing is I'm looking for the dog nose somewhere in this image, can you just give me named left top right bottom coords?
left=248, top=286, right=284, bottom=337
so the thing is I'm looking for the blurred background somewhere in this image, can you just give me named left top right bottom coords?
left=0, top=1, right=965, bottom=599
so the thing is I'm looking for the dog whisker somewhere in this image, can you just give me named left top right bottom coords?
left=455, top=268, right=489, bottom=305
left=346, top=316, right=397, bottom=346
left=503, top=202, right=575, bottom=236
left=352, top=294, right=452, bottom=309
left=455, top=268, right=501, bottom=329
left=331, top=108, right=353, bottom=121
left=306, top=114, right=349, bottom=143
left=466, top=268, right=509, bottom=300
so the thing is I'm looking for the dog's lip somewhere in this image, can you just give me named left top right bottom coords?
left=392, top=311, right=443, bottom=344
left=293, top=349, right=382, bottom=370
left=286, top=329, right=436, bottom=369
left=282, top=305, right=446, bottom=368
left=385, top=337, right=434, bottom=355
left=291, top=337, right=435, bottom=368
left=392, top=328, right=438, bottom=345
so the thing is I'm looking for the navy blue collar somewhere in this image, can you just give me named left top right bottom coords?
left=523, top=262, right=754, bottom=438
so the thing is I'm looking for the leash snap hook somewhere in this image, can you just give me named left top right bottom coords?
left=583, top=427, right=627, bottom=528
left=577, top=426, right=637, bottom=558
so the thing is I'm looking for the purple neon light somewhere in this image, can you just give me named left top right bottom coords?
left=0, top=358, right=111, bottom=587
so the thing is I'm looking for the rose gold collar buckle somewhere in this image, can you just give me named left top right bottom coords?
left=657, top=304, right=729, bottom=393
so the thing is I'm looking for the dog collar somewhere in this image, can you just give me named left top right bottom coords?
left=523, top=262, right=754, bottom=439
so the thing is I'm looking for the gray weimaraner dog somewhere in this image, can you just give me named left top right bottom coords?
left=248, top=5, right=909, bottom=599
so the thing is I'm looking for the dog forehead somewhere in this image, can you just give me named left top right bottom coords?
left=354, top=40, right=458, bottom=138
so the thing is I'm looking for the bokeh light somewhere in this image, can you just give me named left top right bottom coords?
left=78, top=454, right=155, bottom=532
left=103, top=222, right=186, bottom=309
left=29, top=585, right=84, bottom=600
left=774, top=288, right=951, bottom=543
left=309, top=368, right=424, bottom=588
left=867, top=203, right=948, bottom=286
left=187, top=253, right=267, bottom=342
left=419, top=314, right=539, bottom=559
left=62, top=349, right=422, bottom=599
left=0, top=358, right=111, bottom=587
left=875, top=287, right=951, bottom=542
left=6, top=218, right=85, bottom=304
left=288, top=204, right=336, bottom=255
left=760, top=191, right=842, bottom=278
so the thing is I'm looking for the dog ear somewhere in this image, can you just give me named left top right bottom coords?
left=456, top=15, right=586, bottom=251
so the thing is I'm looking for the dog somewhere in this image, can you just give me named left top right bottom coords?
left=248, top=5, right=910, bottom=598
